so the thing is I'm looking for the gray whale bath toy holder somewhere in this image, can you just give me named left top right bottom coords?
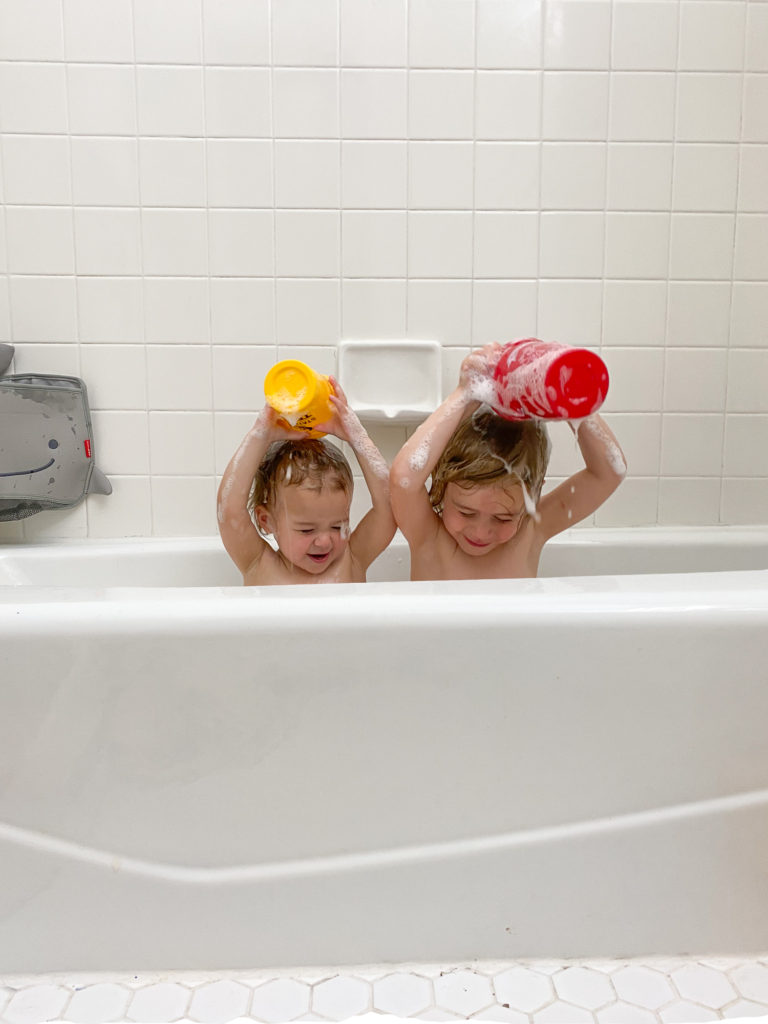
left=0, top=344, right=111, bottom=521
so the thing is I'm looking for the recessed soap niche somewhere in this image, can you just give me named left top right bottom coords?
left=337, top=340, right=441, bottom=424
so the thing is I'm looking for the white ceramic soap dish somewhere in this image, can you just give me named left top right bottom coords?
left=337, top=340, right=441, bottom=424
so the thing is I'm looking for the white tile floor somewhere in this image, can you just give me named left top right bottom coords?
left=1, top=956, right=768, bottom=1024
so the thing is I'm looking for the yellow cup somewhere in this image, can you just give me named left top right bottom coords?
left=263, top=360, right=335, bottom=438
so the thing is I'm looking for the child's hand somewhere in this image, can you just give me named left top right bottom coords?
left=255, top=404, right=311, bottom=442
left=459, top=343, right=503, bottom=398
left=314, top=377, right=358, bottom=443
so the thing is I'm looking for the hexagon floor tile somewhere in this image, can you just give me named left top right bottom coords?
left=0, top=955, right=766, bottom=1023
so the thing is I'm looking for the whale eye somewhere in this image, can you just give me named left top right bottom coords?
left=48, top=439, right=59, bottom=449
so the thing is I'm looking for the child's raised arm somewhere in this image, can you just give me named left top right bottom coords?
left=217, top=407, right=304, bottom=575
left=536, top=414, right=626, bottom=540
left=316, top=378, right=396, bottom=570
left=389, top=344, right=502, bottom=546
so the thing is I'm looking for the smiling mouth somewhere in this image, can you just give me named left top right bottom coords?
left=0, top=457, right=55, bottom=478
left=308, top=552, right=331, bottom=562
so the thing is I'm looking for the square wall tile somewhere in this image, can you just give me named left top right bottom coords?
left=6, top=208, right=74, bottom=275
left=206, top=140, right=273, bottom=207
left=341, top=71, right=408, bottom=139
left=409, top=71, right=474, bottom=140
left=272, top=0, right=338, bottom=66
left=67, top=66, right=137, bottom=135
left=204, top=68, right=271, bottom=138
left=676, top=74, right=742, bottom=142
left=670, top=213, right=735, bottom=279
left=727, top=350, right=768, bottom=413
left=541, top=143, right=606, bottom=211
left=544, top=2, right=611, bottom=70
left=134, top=0, right=202, bottom=63
left=275, top=211, right=340, bottom=278
left=667, top=282, right=731, bottom=348
left=734, top=215, right=768, bottom=281
left=612, top=2, right=678, bottom=71
left=208, top=211, right=274, bottom=277
left=604, top=413, right=662, bottom=476
left=145, top=278, right=210, bottom=344
left=743, top=76, right=768, bottom=144
left=2, top=136, right=72, bottom=205
left=0, top=0, right=64, bottom=60
left=63, top=0, right=134, bottom=61
left=661, top=414, right=724, bottom=476
left=210, top=279, right=275, bottom=344
left=273, top=69, right=339, bottom=138
left=342, top=212, right=407, bottom=278
left=746, top=6, right=768, bottom=72
left=342, top=280, right=408, bottom=340
left=341, top=142, right=408, bottom=209
left=601, top=347, right=665, bottom=412
left=410, top=142, right=474, bottom=210
left=672, top=144, right=739, bottom=212
left=731, top=284, right=768, bottom=347
left=80, top=346, right=147, bottom=409
left=71, top=139, right=139, bottom=207
left=477, top=0, right=541, bottom=69
left=152, top=476, right=218, bottom=536
left=77, top=278, right=144, bottom=344
left=658, top=478, right=722, bottom=525
left=75, top=209, right=141, bottom=276
left=136, top=67, right=204, bottom=137
left=139, top=139, right=206, bottom=208
left=738, top=147, right=768, bottom=213
left=409, top=212, right=474, bottom=278
left=275, top=280, right=340, bottom=346
left=664, top=348, right=728, bottom=412
left=0, top=64, right=67, bottom=133
left=142, top=210, right=208, bottom=276
left=9, top=277, right=78, bottom=343
left=678, top=2, right=745, bottom=73
left=603, top=282, right=667, bottom=347
left=605, top=213, right=669, bottom=279
left=91, top=411, right=150, bottom=474
left=724, top=416, right=768, bottom=476
left=203, top=0, right=270, bottom=65
left=85, top=476, right=153, bottom=538
left=409, top=0, right=476, bottom=69
left=476, top=143, right=541, bottom=211
left=475, top=212, right=539, bottom=279
left=340, top=0, right=407, bottom=67
left=476, top=72, right=541, bottom=140
left=540, top=212, right=604, bottom=279
left=212, top=346, right=277, bottom=412
left=538, top=280, right=604, bottom=347
left=147, top=346, right=213, bottom=410
left=594, top=476, right=658, bottom=525
left=275, top=141, right=340, bottom=209
left=407, top=280, right=471, bottom=345
left=472, top=281, right=538, bottom=346
left=609, top=73, right=676, bottom=141
left=607, top=144, right=672, bottom=211
left=149, top=412, right=215, bottom=474
left=721, top=479, right=768, bottom=525
left=543, top=73, right=609, bottom=141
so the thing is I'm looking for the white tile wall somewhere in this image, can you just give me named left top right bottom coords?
left=0, top=0, right=765, bottom=539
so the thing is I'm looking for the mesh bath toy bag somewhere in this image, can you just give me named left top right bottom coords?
left=0, top=372, right=111, bottom=521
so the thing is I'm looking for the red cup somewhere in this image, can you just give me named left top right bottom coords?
left=492, top=338, right=609, bottom=421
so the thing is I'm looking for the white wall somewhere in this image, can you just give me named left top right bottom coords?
left=0, top=0, right=766, bottom=539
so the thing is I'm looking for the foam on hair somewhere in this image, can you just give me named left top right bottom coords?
left=428, top=407, right=551, bottom=512
left=248, top=438, right=353, bottom=516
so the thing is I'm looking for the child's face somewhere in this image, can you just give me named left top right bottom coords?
left=441, top=480, right=526, bottom=557
left=258, top=481, right=351, bottom=575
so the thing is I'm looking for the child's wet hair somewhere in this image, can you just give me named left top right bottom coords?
left=429, top=408, right=551, bottom=511
left=249, top=438, right=353, bottom=515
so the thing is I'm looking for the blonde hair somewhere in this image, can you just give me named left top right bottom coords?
left=429, top=408, right=551, bottom=512
left=248, top=439, right=353, bottom=516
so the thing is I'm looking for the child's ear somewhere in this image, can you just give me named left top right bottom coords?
left=254, top=505, right=274, bottom=535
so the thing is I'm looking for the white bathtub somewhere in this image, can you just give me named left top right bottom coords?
left=0, top=527, right=767, bottom=973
